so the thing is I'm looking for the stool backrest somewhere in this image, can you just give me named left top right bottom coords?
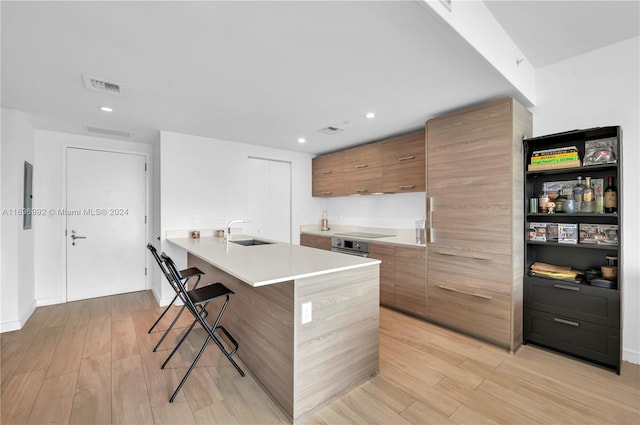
left=147, top=243, right=177, bottom=283
left=160, top=252, right=193, bottom=308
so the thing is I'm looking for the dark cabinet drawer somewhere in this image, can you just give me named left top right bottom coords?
left=524, top=308, right=619, bottom=369
left=524, top=277, right=619, bottom=327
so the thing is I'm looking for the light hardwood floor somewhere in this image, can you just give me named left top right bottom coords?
left=1, top=290, right=638, bottom=424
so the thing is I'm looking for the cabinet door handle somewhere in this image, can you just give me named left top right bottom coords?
left=355, top=164, right=368, bottom=169
left=322, top=191, right=332, bottom=196
left=398, top=155, right=416, bottom=161
left=427, top=197, right=434, bottom=244
left=355, top=188, right=368, bottom=193
left=554, top=317, right=580, bottom=327
left=399, top=185, right=416, bottom=190
left=323, top=170, right=333, bottom=175
left=437, top=285, right=493, bottom=300
left=554, top=284, right=579, bottom=292
left=435, top=251, right=491, bottom=261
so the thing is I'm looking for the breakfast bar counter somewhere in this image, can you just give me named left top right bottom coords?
left=167, top=236, right=380, bottom=423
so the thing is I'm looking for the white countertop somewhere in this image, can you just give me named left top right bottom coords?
left=167, top=235, right=380, bottom=287
left=300, top=224, right=426, bottom=249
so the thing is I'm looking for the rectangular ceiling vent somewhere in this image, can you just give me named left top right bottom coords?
left=87, top=126, right=130, bottom=138
left=82, top=74, right=123, bottom=95
left=318, top=126, right=344, bottom=135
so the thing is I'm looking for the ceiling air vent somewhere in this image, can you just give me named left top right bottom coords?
left=87, top=126, right=130, bottom=138
left=318, top=126, right=344, bottom=135
left=82, top=74, right=123, bottom=95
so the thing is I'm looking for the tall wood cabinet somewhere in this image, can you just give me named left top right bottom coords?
left=425, top=97, right=532, bottom=351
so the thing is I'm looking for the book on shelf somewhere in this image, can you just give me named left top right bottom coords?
left=531, top=155, right=580, bottom=164
left=532, top=146, right=578, bottom=156
left=528, top=160, right=581, bottom=171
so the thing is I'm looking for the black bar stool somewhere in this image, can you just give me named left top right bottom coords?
left=160, top=252, right=245, bottom=402
left=146, top=243, right=204, bottom=352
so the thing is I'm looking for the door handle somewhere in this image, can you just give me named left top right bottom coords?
left=71, top=230, right=87, bottom=246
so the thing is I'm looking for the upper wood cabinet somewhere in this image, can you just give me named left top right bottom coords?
left=312, top=130, right=425, bottom=197
left=312, top=151, right=345, bottom=197
left=382, top=130, right=425, bottom=193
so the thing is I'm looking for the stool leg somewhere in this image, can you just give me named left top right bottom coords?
left=169, top=335, right=212, bottom=403
left=152, top=304, right=186, bottom=352
left=148, top=292, right=179, bottom=334
left=161, top=318, right=197, bottom=370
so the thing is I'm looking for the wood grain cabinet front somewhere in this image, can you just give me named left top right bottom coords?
left=370, top=243, right=396, bottom=307
left=299, top=234, right=331, bottom=251
left=395, top=247, right=427, bottom=317
left=426, top=97, right=532, bottom=352
left=382, top=130, right=426, bottom=193
left=312, top=151, right=345, bottom=197
left=343, top=143, right=382, bottom=195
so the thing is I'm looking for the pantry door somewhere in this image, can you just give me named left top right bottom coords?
left=66, top=148, right=147, bottom=301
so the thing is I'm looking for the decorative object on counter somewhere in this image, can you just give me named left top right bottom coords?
left=321, top=210, right=329, bottom=231
left=583, top=137, right=617, bottom=166
left=191, top=230, right=200, bottom=239
left=528, top=146, right=580, bottom=171
left=216, top=229, right=225, bottom=238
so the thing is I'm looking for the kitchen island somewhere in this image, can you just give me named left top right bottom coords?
left=167, top=235, right=380, bottom=422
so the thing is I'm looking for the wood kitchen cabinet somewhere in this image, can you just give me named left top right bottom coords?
left=425, top=97, right=532, bottom=351
left=370, top=243, right=427, bottom=318
left=312, top=151, right=345, bottom=197
left=382, top=130, right=426, bottom=193
left=300, top=233, right=331, bottom=251
left=343, top=143, right=382, bottom=195
left=369, top=243, right=395, bottom=306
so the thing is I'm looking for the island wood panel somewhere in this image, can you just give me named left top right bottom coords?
left=299, top=234, right=331, bottom=251
left=369, top=243, right=395, bottom=306
left=187, top=254, right=296, bottom=418
left=293, top=265, right=379, bottom=419
left=394, top=247, right=427, bottom=317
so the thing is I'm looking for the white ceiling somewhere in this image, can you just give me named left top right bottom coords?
left=2, top=1, right=638, bottom=154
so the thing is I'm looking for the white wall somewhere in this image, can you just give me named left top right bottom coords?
left=1, top=108, right=36, bottom=332
left=325, top=192, right=426, bottom=230
left=159, top=131, right=322, bottom=304
left=33, top=130, right=153, bottom=306
left=533, top=36, right=640, bottom=363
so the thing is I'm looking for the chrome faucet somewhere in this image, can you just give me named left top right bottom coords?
left=226, top=219, right=251, bottom=242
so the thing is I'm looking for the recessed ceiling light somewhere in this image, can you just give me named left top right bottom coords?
left=99, top=106, right=113, bottom=112
left=365, top=112, right=375, bottom=119
left=298, top=138, right=306, bottom=144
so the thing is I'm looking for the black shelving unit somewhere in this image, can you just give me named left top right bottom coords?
left=523, top=126, right=622, bottom=373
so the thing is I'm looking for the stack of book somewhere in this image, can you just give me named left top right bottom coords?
left=528, top=146, right=581, bottom=171
left=529, top=262, right=582, bottom=283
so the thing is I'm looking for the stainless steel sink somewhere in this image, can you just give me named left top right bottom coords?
left=229, top=239, right=273, bottom=246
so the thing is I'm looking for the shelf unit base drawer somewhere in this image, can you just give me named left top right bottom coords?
left=524, top=308, right=619, bottom=370
left=427, top=283, right=511, bottom=348
left=524, top=277, right=620, bottom=327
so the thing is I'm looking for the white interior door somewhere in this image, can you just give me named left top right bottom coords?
left=247, top=158, right=291, bottom=243
left=66, top=148, right=146, bottom=301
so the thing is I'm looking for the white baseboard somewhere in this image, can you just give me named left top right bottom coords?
left=151, top=286, right=176, bottom=307
left=37, top=296, right=65, bottom=307
left=0, top=300, right=38, bottom=333
left=622, top=348, right=640, bottom=365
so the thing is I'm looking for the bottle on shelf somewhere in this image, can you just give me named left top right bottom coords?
left=538, top=190, right=550, bottom=213
left=582, top=176, right=594, bottom=213
left=555, top=189, right=566, bottom=213
left=573, top=176, right=585, bottom=212
left=604, top=176, right=618, bottom=213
